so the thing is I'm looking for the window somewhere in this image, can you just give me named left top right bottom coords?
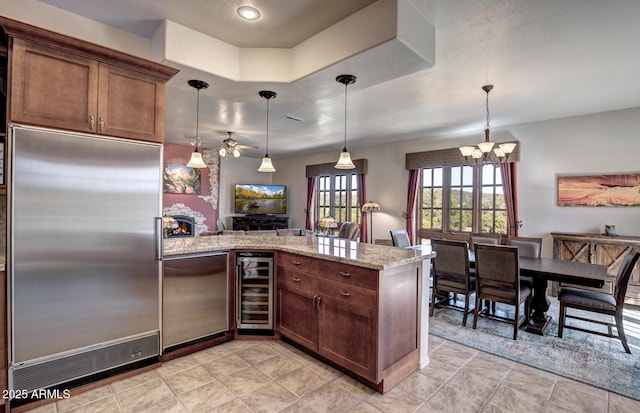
left=420, top=164, right=506, bottom=233
left=316, top=173, right=360, bottom=226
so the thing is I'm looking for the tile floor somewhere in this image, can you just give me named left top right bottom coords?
left=21, top=335, right=640, bottom=413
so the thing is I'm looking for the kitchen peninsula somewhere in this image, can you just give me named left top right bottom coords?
left=164, top=235, right=434, bottom=393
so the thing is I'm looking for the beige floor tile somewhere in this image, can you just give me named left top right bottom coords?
left=139, top=397, right=187, bottom=413
left=366, top=387, right=424, bottom=413
left=488, top=386, right=548, bottom=413
left=201, top=353, right=251, bottom=377
left=547, top=385, right=608, bottom=413
left=554, top=377, right=609, bottom=400
left=24, top=403, right=59, bottom=413
left=396, top=370, right=443, bottom=401
left=208, top=398, right=253, bottom=413
left=501, top=367, right=556, bottom=399
left=63, top=395, right=121, bottom=413
left=190, top=343, right=234, bottom=364
left=446, top=369, right=500, bottom=399
left=240, top=381, right=298, bottom=413
left=218, top=366, right=273, bottom=396
left=236, top=342, right=282, bottom=365
left=110, top=370, right=162, bottom=394
left=255, top=353, right=305, bottom=379
left=461, top=352, right=512, bottom=379
left=302, top=380, right=367, bottom=413
left=219, top=339, right=260, bottom=353
left=156, top=355, right=200, bottom=378
left=177, top=379, right=236, bottom=412
left=279, top=398, right=318, bottom=413
left=427, top=384, right=486, bottom=413
left=115, top=379, right=175, bottom=413
left=428, top=343, right=476, bottom=368
left=57, top=386, right=115, bottom=412
left=350, top=401, right=384, bottom=412
left=609, top=392, right=640, bottom=413
left=276, top=365, right=333, bottom=397
left=162, top=365, right=215, bottom=395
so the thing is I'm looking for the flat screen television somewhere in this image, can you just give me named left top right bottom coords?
left=234, top=184, right=287, bottom=215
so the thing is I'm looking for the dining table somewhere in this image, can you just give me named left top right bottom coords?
left=469, top=252, right=608, bottom=335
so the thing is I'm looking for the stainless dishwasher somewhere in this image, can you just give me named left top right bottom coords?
left=162, top=252, right=229, bottom=350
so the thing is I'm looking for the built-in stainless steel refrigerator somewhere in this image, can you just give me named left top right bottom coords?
left=8, top=125, right=163, bottom=392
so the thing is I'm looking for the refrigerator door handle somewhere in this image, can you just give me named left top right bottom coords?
left=155, top=217, right=163, bottom=261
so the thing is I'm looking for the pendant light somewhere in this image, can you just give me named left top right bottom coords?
left=334, top=74, right=357, bottom=169
left=459, top=84, right=517, bottom=164
left=186, top=79, right=209, bottom=169
left=257, top=90, right=277, bottom=173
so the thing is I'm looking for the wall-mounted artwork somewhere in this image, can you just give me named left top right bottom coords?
left=163, top=163, right=201, bottom=194
left=557, top=173, right=640, bottom=207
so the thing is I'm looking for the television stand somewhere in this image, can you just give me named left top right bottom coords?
left=233, top=216, right=288, bottom=231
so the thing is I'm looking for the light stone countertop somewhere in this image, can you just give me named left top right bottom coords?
left=164, top=235, right=434, bottom=270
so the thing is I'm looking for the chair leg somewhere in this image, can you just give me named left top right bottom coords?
left=430, top=284, right=437, bottom=317
left=462, top=294, right=470, bottom=327
left=513, top=301, right=519, bottom=340
left=472, top=294, right=480, bottom=330
left=558, top=302, right=566, bottom=338
left=615, top=312, right=631, bottom=354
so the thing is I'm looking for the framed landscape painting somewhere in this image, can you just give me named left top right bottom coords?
left=557, top=173, right=640, bottom=207
left=163, top=163, right=201, bottom=194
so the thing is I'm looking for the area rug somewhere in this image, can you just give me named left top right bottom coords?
left=429, top=299, right=640, bottom=401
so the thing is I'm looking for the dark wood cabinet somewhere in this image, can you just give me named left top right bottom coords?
left=10, top=38, right=168, bottom=142
left=275, top=251, right=420, bottom=391
left=551, top=232, right=640, bottom=305
left=233, top=216, right=288, bottom=231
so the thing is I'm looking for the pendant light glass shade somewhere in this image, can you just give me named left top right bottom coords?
left=187, top=148, right=207, bottom=168
left=335, top=74, right=357, bottom=170
left=186, top=79, right=209, bottom=169
left=257, top=90, right=277, bottom=173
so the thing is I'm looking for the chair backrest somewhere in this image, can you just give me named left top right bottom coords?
left=614, top=252, right=640, bottom=305
left=338, top=222, right=360, bottom=240
left=471, top=233, right=502, bottom=248
left=474, top=244, right=520, bottom=302
left=390, top=229, right=411, bottom=248
left=431, top=239, right=470, bottom=285
left=507, top=236, right=543, bottom=258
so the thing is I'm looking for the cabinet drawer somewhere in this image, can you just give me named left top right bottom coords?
left=317, top=278, right=377, bottom=310
left=277, top=252, right=320, bottom=273
left=318, top=261, right=378, bottom=290
left=277, top=266, right=317, bottom=292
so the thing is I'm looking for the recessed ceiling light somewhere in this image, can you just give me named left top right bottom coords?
left=237, top=6, right=261, bottom=20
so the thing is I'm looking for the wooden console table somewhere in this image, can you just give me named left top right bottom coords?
left=551, top=232, right=640, bottom=306
left=233, top=215, right=288, bottom=231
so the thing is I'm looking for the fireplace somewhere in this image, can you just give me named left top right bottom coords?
left=164, top=215, right=195, bottom=238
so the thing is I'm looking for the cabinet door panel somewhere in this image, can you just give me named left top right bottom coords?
left=277, top=281, right=317, bottom=351
left=98, top=64, right=164, bottom=142
left=318, top=297, right=376, bottom=382
left=11, top=38, right=98, bottom=132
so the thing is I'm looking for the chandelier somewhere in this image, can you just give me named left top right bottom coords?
left=334, top=74, right=357, bottom=169
left=459, top=85, right=516, bottom=164
left=186, top=79, right=209, bottom=169
left=257, top=90, right=277, bottom=173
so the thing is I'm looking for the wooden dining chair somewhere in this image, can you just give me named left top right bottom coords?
left=471, top=233, right=502, bottom=248
left=507, top=236, right=543, bottom=289
left=558, top=251, right=640, bottom=354
left=472, top=244, right=532, bottom=340
left=430, top=239, right=475, bottom=326
left=337, top=221, right=360, bottom=240
left=390, top=229, right=411, bottom=248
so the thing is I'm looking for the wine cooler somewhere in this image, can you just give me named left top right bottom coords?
left=236, top=252, right=274, bottom=329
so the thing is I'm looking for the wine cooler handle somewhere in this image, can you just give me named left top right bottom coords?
left=339, top=271, right=351, bottom=278
left=339, top=291, right=351, bottom=297
left=292, top=260, right=302, bottom=266
left=292, top=276, right=301, bottom=282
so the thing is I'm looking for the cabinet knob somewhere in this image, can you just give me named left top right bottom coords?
left=292, top=260, right=302, bottom=266
left=89, top=115, right=95, bottom=130
left=339, top=291, right=351, bottom=297
left=339, top=271, right=351, bottom=278
left=99, top=118, right=105, bottom=132
left=292, top=276, right=301, bottom=282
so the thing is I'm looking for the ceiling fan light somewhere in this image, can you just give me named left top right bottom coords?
left=187, top=151, right=207, bottom=169
left=499, top=142, right=517, bottom=154
left=257, top=156, right=276, bottom=173
left=233, top=149, right=241, bottom=158
left=335, top=150, right=356, bottom=169
left=218, top=147, right=226, bottom=157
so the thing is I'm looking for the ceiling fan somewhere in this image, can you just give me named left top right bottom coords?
left=217, top=132, right=258, bottom=159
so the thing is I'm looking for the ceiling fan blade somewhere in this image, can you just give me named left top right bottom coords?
left=237, top=144, right=259, bottom=150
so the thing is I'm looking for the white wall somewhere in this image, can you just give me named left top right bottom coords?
left=267, top=107, right=640, bottom=257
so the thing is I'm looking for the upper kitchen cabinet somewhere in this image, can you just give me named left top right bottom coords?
left=1, top=16, right=178, bottom=143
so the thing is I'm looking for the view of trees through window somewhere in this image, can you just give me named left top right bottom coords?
left=316, top=174, right=360, bottom=226
left=420, top=164, right=507, bottom=234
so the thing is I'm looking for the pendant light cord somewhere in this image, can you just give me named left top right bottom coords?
left=343, top=82, right=348, bottom=151
left=195, top=88, right=201, bottom=151
left=265, top=97, right=270, bottom=156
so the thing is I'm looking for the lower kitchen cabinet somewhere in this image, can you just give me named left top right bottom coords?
left=276, top=251, right=420, bottom=391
